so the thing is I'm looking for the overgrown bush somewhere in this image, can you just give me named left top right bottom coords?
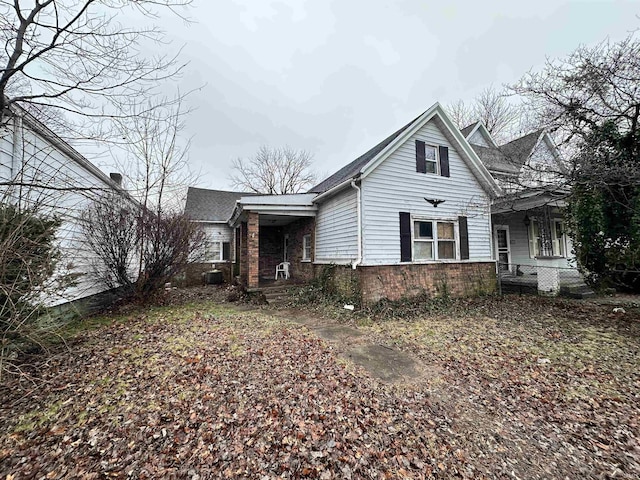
left=0, top=203, right=61, bottom=376
left=362, top=290, right=453, bottom=321
left=566, top=121, right=640, bottom=292
left=81, top=194, right=206, bottom=303
left=291, top=264, right=360, bottom=307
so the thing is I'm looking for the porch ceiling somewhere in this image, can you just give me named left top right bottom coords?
left=259, top=214, right=305, bottom=226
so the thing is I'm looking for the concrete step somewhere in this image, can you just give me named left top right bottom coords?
left=560, top=284, right=596, bottom=299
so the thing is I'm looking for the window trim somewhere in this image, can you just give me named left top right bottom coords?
left=424, top=144, right=439, bottom=175
left=411, top=217, right=459, bottom=262
left=416, top=140, right=440, bottom=175
left=551, top=219, right=566, bottom=257
left=205, top=240, right=230, bottom=262
left=302, top=234, right=312, bottom=262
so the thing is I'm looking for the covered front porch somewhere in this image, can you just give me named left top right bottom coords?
left=230, top=194, right=317, bottom=289
left=491, top=189, right=593, bottom=297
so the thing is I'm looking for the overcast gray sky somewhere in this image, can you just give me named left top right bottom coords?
left=154, top=0, right=639, bottom=191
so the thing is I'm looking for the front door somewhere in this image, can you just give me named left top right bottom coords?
left=494, top=225, right=511, bottom=273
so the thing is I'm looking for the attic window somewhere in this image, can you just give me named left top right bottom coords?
left=424, top=146, right=438, bottom=174
left=415, top=140, right=438, bottom=174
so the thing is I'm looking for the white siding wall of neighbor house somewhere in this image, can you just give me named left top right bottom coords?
left=315, top=187, right=358, bottom=263
left=1, top=117, right=124, bottom=306
left=361, top=118, right=493, bottom=264
left=521, top=138, right=559, bottom=187
left=468, top=129, right=491, bottom=147
left=498, top=211, right=575, bottom=270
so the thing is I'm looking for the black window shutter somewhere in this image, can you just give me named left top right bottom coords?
left=415, top=140, right=426, bottom=173
left=222, top=242, right=231, bottom=261
left=399, top=212, right=412, bottom=262
left=458, top=216, right=469, bottom=260
left=439, top=146, right=450, bottom=177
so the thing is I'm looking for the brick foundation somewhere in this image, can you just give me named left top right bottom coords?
left=360, top=262, right=497, bottom=303
left=315, top=262, right=497, bottom=304
left=182, top=262, right=234, bottom=287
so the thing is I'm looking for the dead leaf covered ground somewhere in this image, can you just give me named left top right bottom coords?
left=1, top=293, right=639, bottom=479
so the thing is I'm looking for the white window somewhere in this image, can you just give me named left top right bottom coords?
left=302, top=234, right=311, bottom=261
left=551, top=220, right=566, bottom=257
left=413, top=220, right=457, bottom=260
left=205, top=241, right=230, bottom=262
left=528, top=220, right=541, bottom=258
left=425, top=145, right=438, bottom=174
left=528, top=219, right=566, bottom=258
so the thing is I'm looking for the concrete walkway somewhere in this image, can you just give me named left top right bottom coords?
left=273, top=309, right=422, bottom=383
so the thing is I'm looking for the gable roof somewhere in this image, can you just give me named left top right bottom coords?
left=499, top=130, right=543, bottom=165
left=460, top=122, right=479, bottom=138
left=311, top=104, right=501, bottom=199
left=471, top=129, right=551, bottom=175
left=309, top=115, right=419, bottom=193
left=460, top=121, right=499, bottom=148
left=184, top=187, right=254, bottom=222
left=471, top=145, right=520, bottom=175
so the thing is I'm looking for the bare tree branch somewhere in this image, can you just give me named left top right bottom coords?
left=229, top=146, right=316, bottom=194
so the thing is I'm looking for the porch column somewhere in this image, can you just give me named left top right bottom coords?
left=239, top=223, right=248, bottom=285
left=247, top=212, right=260, bottom=288
left=536, top=256, right=563, bottom=296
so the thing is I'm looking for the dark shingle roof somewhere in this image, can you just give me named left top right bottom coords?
left=471, top=130, right=544, bottom=175
left=499, top=130, right=542, bottom=163
left=308, top=114, right=421, bottom=193
left=460, top=122, right=479, bottom=138
left=184, top=187, right=254, bottom=222
left=471, top=145, right=520, bottom=174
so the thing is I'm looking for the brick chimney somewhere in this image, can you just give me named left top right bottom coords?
left=110, top=172, right=123, bottom=186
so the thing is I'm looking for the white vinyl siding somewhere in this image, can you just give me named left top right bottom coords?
left=314, top=187, right=358, bottom=263
left=361, top=117, right=492, bottom=264
left=202, top=223, right=234, bottom=262
left=1, top=114, right=128, bottom=306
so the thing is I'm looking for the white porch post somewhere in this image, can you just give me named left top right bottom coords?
left=535, top=256, right=563, bottom=296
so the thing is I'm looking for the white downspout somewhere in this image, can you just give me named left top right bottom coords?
left=351, top=179, right=362, bottom=269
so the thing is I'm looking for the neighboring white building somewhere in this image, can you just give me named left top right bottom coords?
left=460, top=122, right=575, bottom=271
left=0, top=106, right=127, bottom=308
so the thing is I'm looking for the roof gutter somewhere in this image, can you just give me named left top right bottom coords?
left=312, top=175, right=358, bottom=204
left=351, top=180, right=362, bottom=270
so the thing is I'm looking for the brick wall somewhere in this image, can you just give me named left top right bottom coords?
left=284, top=218, right=315, bottom=282
left=182, top=262, right=234, bottom=287
left=313, top=261, right=496, bottom=304
left=358, top=262, right=497, bottom=303
left=239, top=222, right=248, bottom=285
left=259, top=226, right=283, bottom=280
left=247, top=212, right=259, bottom=288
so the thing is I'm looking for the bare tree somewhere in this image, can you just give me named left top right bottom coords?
left=448, top=86, right=522, bottom=143
left=511, top=33, right=640, bottom=290
left=80, top=97, right=205, bottom=302
left=0, top=0, right=192, bottom=135
left=230, top=146, right=316, bottom=194
left=112, top=95, right=194, bottom=214
left=512, top=34, right=640, bottom=157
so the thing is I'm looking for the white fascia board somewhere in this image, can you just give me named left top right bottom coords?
left=238, top=204, right=317, bottom=214
left=189, top=220, right=229, bottom=224
left=311, top=177, right=354, bottom=203
left=359, top=103, right=502, bottom=198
